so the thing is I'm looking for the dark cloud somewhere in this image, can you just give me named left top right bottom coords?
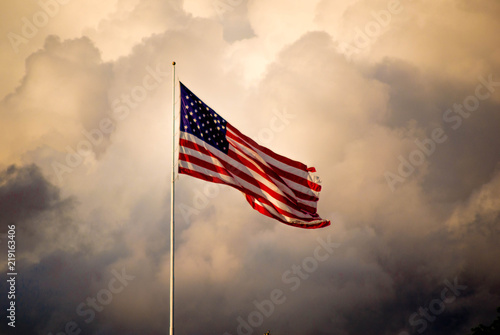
left=0, top=164, right=61, bottom=224
left=373, top=58, right=500, bottom=203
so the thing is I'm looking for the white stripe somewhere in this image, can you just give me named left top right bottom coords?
left=228, top=128, right=321, bottom=199
left=178, top=160, right=237, bottom=186
left=180, top=133, right=318, bottom=218
left=228, top=144, right=307, bottom=203
left=181, top=133, right=316, bottom=214
left=228, top=142, right=318, bottom=209
left=181, top=130, right=316, bottom=205
left=228, top=138, right=299, bottom=199
left=179, top=144, right=224, bottom=170
left=181, top=153, right=315, bottom=220
left=252, top=198, right=319, bottom=224
left=227, top=127, right=310, bottom=178
left=181, top=133, right=296, bottom=203
left=253, top=198, right=287, bottom=222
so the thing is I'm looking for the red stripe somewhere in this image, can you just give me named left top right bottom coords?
left=182, top=133, right=320, bottom=197
left=178, top=167, right=232, bottom=187
left=180, top=165, right=312, bottom=221
left=181, top=156, right=315, bottom=220
left=180, top=138, right=215, bottom=158
left=227, top=144, right=319, bottom=203
left=179, top=153, right=230, bottom=177
left=226, top=149, right=318, bottom=214
left=285, top=186, right=319, bottom=202
left=246, top=196, right=330, bottom=229
left=180, top=136, right=318, bottom=215
left=245, top=195, right=319, bottom=222
left=217, top=157, right=315, bottom=216
left=180, top=152, right=316, bottom=218
left=226, top=127, right=322, bottom=192
left=227, top=124, right=308, bottom=171
left=269, top=164, right=322, bottom=193
left=179, top=131, right=329, bottom=226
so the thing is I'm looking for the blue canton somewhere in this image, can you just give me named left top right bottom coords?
left=180, top=82, right=229, bottom=154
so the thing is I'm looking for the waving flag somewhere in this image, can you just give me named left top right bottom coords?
left=178, top=82, right=330, bottom=229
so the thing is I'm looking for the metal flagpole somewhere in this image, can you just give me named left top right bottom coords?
left=170, top=61, right=176, bottom=335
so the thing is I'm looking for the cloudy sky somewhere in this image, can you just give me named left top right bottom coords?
left=1, top=0, right=500, bottom=334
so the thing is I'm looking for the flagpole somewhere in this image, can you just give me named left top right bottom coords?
left=170, top=61, right=176, bottom=335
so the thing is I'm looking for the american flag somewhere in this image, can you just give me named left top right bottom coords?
left=177, top=82, right=330, bottom=229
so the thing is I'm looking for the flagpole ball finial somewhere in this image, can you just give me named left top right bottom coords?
left=172, top=61, right=176, bottom=65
